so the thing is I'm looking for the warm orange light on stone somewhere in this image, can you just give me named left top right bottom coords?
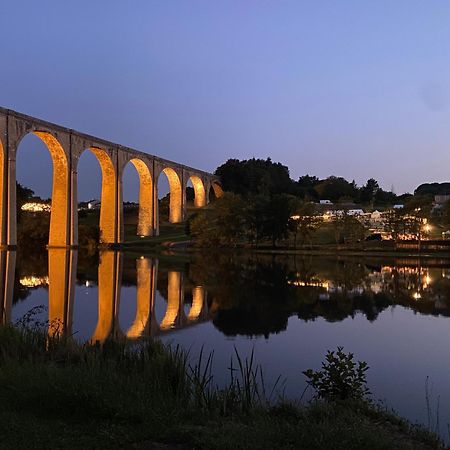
left=160, top=271, right=186, bottom=329
left=126, top=257, right=158, bottom=338
left=91, top=251, right=122, bottom=343
left=0, top=251, right=15, bottom=325
left=33, top=132, right=70, bottom=247
left=188, top=285, right=207, bottom=321
left=0, top=108, right=219, bottom=247
left=89, top=148, right=118, bottom=244
left=48, top=249, right=76, bottom=336
left=162, top=168, right=183, bottom=223
left=211, top=181, right=224, bottom=199
left=189, top=176, right=206, bottom=207
left=0, top=139, right=5, bottom=247
left=129, top=159, right=153, bottom=237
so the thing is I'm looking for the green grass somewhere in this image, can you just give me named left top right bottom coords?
left=0, top=325, right=445, bottom=449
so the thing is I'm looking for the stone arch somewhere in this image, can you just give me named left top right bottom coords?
left=188, top=175, right=206, bottom=208
left=0, top=138, right=5, bottom=246
left=159, top=167, right=183, bottom=223
left=211, top=180, right=224, bottom=199
left=125, top=158, right=153, bottom=237
left=78, top=147, right=117, bottom=244
left=17, top=131, right=70, bottom=247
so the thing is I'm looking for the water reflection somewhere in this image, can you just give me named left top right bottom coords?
left=48, top=250, right=76, bottom=336
left=6, top=251, right=450, bottom=340
left=7, top=250, right=450, bottom=438
left=7, top=250, right=211, bottom=341
left=0, top=251, right=16, bottom=324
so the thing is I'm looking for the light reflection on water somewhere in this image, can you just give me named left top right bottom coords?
left=5, top=250, right=450, bottom=438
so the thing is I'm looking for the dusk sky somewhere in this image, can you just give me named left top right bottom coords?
left=2, top=1, right=450, bottom=199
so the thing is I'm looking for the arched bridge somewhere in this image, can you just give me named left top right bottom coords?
left=0, top=107, right=223, bottom=247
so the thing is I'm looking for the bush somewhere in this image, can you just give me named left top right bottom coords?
left=303, top=347, right=370, bottom=401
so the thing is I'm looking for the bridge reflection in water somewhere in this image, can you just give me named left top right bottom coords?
left=0, top=250, right=209, bottom=342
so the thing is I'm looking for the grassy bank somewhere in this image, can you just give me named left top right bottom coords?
left=0, top=326, right=445, bottom=450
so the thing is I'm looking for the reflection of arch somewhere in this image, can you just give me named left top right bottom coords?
left=161, top=168, right=183, bottom=223
left=48, top=249, right=77, bottom=336
left=128, top=159, right=153, bottom=236
left=188, top=176, right=206, bottom=208
left=160, top=271, right=186, bottom=329
left=188, top=286, right=208, bottom=322
left=18, top=132, right=70, bottom=247
left=0, top=251, right=16, bottom=324
left=91, top=251, right=122, bottom=343
left=126, top=257, right=159, bottom=338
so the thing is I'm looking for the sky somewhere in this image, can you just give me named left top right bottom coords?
left=1, top=1, right=450, bottom=199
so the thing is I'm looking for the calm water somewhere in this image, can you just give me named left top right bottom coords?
left=5, top=250, right=450, bottom=436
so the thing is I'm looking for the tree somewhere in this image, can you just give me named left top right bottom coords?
left=215, top=158, right=295, bottom=197
left=245, top=195, right=271, bottom=246
left=190, top=193, right=246, bottom=247
left=383, top=209, right=424, bottom=241
left=16, top=182, right=34, bottom=223
left=383, top=210, right=404, bottom=242
left=261, top=194, right=295, bottom=247
left=360, top=178, right=379, bottom=204
left=158, top=194, right=170, bottom=221
left=332, top=211, right=366, bottom=245
left=289, top=202, right=322, bottom=248
left=297, top=175, right=319, bottom=200
left=402, top=195, right=433, bottom=219
left=314, top=176, right=358, bottom=203
left=442, top=200, right=450, bottom=227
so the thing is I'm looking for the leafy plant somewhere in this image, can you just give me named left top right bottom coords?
left=303, top=347, right=370, bottom=401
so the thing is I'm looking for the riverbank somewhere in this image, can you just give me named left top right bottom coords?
left=0, top=325, right=445, bottom=450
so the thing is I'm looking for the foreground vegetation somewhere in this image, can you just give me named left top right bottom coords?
left=0, top=325, right=445, bottom=449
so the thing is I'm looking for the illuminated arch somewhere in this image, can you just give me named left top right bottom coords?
left=0, top=138, right=5, bottom=245
left=126, top=159, right=153, bottom=237
left=17, top=132, right=69, bottom=247
left=188, top=175, right=206, bottom=208
left=211, top=181, right=224, bottom=199
left=78, top=148, right=116, bottom=244
left=160, top=167, right=182, bottom=223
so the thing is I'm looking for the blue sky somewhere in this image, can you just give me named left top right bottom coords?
left=1, top=1, right=450, bottom=199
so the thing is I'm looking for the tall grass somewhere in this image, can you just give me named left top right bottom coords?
left=0, top=323, right=282, bottom=420
left=0, top=323, right=445, bottom=449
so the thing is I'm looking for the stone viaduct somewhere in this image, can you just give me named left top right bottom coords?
left=0, top=107, right=223, bottom=247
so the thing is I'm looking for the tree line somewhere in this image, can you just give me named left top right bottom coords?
left=188, top=158, right=450, bottom=248
left=215, top=157, right=401, bottom=205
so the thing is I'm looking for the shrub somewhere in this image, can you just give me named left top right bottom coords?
left=303, top=347, right=370, bottom=401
